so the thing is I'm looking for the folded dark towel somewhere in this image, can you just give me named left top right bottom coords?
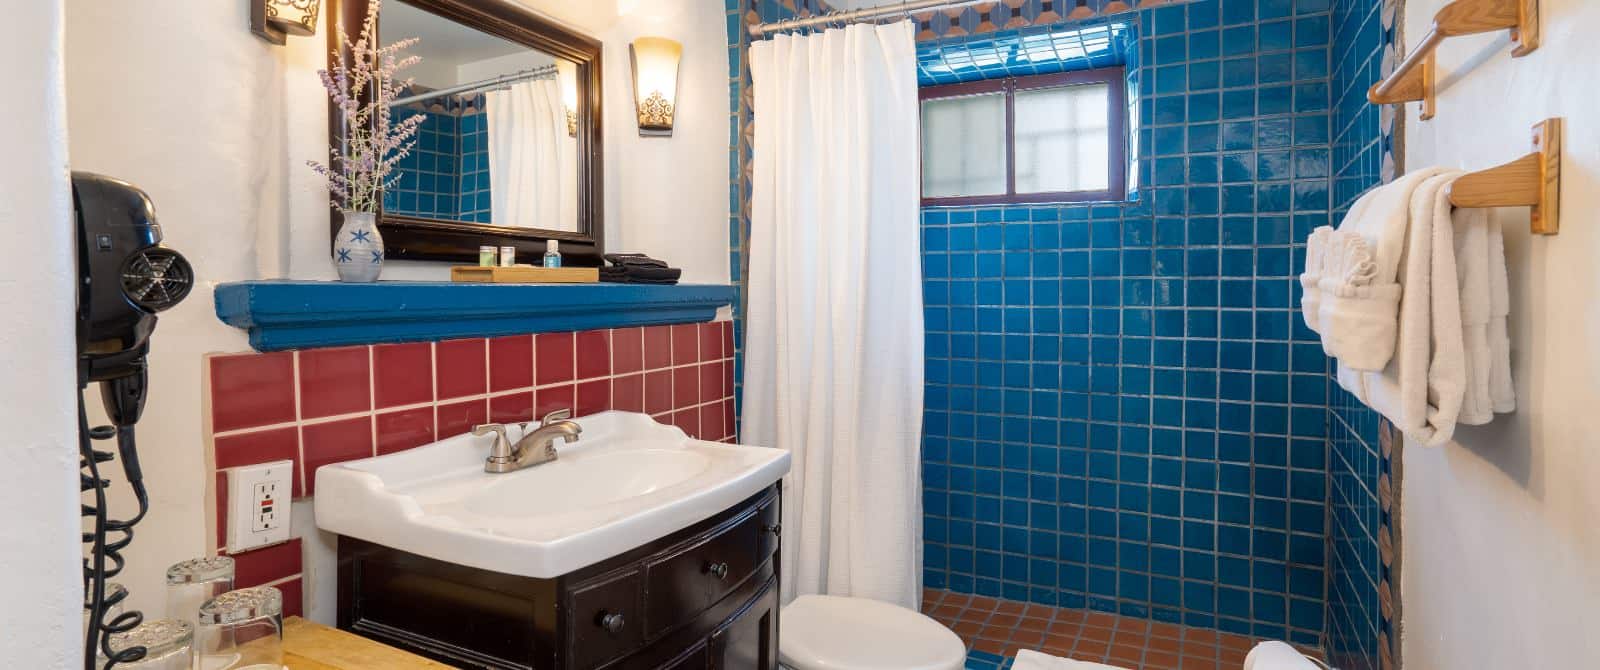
left=600, top=264, right=682, bottom=284
left=603, top=253, right=669, bottom=269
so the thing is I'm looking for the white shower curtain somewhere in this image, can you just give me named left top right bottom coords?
left=485, top=77, right=576, bottom=231
left=743, top=21, right=924, bottom=609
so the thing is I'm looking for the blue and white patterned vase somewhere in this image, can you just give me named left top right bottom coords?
left=334, top=211, right=384, bottom=283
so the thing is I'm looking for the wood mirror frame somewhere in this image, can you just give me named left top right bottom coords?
left=327, top=0, right=604, bottom=265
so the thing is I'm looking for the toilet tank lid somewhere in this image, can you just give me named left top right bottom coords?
left=779, top=595, right=966, bottom=670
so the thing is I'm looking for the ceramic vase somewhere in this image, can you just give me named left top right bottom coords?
left=334, top=211, right=384, bottom=283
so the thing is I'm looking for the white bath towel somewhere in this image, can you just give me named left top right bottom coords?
left=1299, top=226, right=1333, bottom=333
left=1308, top=167, right=1449, bottom=370
left=1244, top=641, right=1324, bottom=670
left=1011, top=649, right=1129, bottom=670
left=1338, top=170, right=1467, bottom=446
left=1487, top=216, right=1515, bottom=413
left=1454, top=206, right=1494, bottom=424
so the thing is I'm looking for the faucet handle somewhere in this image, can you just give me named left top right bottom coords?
left=472, top=424, right=513, bottom=460
left=539, top=409, right=573, bottom=427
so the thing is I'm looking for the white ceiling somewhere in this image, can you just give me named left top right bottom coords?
left=381, top=1, right=530, bottom=68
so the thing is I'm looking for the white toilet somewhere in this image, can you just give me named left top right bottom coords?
left=779, top=595, right=967, bottom=670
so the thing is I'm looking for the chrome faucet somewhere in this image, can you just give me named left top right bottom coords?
left=474, top=409, right=582, bottom=474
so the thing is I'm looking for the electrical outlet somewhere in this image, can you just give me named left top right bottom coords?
left=227, top=460, right=293, bottom=553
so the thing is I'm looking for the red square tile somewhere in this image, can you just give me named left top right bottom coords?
left=301, top=417, right=373, bottom=496
left=575, top=329, right=611, bottom=380
left=671, top=409, right=699, bottom=438
left=722, top=321, right=734, bottom=358
left=373, top=343, right=433, bottom=408
left=436, top=399, right=487, bottom=439
left=277, top=577, right=305, bottom=618
left=643, top=325, right=672, bottom=370
left=436, top=338, right=487, bottom=399
left=673, top=366, right=699, bottom=410
left=644, top=370, right=673, bottom=415
left=536, top=384, right=576, bottom=418
left=489, top=391, right=535, bottom=424
left=725, top=360, right=736, bottom=399
left=210, top=352, right=296, bottom=432
left=699, top=322, right=721, bottom=362
left=214, top=427, right=301, bottom=498
left=699, top=362, right=723, bottom=404
left=488, top=335, right=533, bottom=391
left=536, top=332, right=575, bottom=385
left=671, top=324, right=699, bottom=367
left=376, top=407, right=434, bottom=455
left=215, top=471, right=229, bottom=549
left=576, top=379, right=611, bottom=416
left=722, top=398, right=736, bottom=440
left=699, top=403, right=724, bottom=440
left=613, top=374, right=644, bottom=413
left=612, top=327, right=644, bottom=374
left=297, top=346, right=370, bottom=420
left=227, top=538, right=302, bottom=588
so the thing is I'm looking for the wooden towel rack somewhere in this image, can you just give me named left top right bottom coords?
left=1449, top=118, right=1563, bottom=234
left=1368, top=0, right=1540, bottom=120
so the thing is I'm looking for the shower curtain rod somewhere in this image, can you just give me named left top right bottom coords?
left=389, top=64, right=559, bottom=107
left=748, top=0, right=993, bottom=37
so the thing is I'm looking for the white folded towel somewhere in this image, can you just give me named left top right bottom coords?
left=1299, top=226, right=1333, bottom=333
left=1338, top=170, right=1468, bottom=446
left=1244, top=641, right=1324, bottom=670
left=1307, top=167, right=1449, bottom=371
left=1011, top=649, right=1128, bottom=670
left=1487, top=216, right=1515, bottom=413
left=1455, top=206, right=1494, bottom=424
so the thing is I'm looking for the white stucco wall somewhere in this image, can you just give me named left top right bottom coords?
left=1398, top=0, right=1600, bottom=667
left=60, top=0, right=729, bottom=627
left=0, top=1, right=83, bottom=667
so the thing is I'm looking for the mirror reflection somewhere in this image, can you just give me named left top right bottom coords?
left=381, top=1, right=579, bottom=232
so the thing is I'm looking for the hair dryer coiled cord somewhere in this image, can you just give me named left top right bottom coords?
left=80, top=398, right=149, bottom=669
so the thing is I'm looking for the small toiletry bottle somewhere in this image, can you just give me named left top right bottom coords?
left=479, top=245, right=498, bottom=267
left=499, top=246, right=516, bottom=267
left=543, top=239, right=562, bottom=268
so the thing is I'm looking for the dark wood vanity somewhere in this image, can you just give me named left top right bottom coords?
left=336, top=484, right=782, bottom=669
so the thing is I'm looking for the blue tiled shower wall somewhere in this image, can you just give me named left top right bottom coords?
left=1325, top=0, right=1393, bottom=668
left=726, top=0, right=1392, bottom=654
left=385, top=93, right=492, bottom=222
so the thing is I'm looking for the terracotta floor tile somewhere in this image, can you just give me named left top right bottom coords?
left=932, top=603, right=962, bottom=618
left=1112, top=630, right=1148, bottom=647
left=1010, top=629, right=1046, bottom=646
left=1145, top=650, right=1181, bottom=669
left=988, top=613, right=1021, bottom=628
left=1073, top=639, right=1110, bottom=656
left=995, top=600, right=1025, bottom=615
left=952, top=620, right=982, bottom=637
left=1119, top=618, right=1151, bottom=634
left=1109, top=644, right=1145, bottom=662
left=1219, top=647, right=1248, bottom=664
left=1183, top=629, right=1218, bottom=645
left=1041, top=638, right=1075, bottom=655
left=1054, top=609, right=1088, bottom=625
left=1017, top=617, right=1050, bottom=632
left=1023, top=603, right=1057, bottom=619
left=1180, top=642, right=1218, bottom=659
left=972, top=638, right=1006, bottom=655
left=1147, top=635, right=1181, bottom=653
left=1149, top=622, right=1184, bottom=639
left=1084, top=611, right=1120, bottom=628
left=1078, top=625, right=1114, bottom=642
left=1180, top=657, right=1219, bottom=670
left=968, top=595, right=1000, bottom=611
left=979, top=625, right=1012, bottom=641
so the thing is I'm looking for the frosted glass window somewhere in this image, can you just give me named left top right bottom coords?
left=1013, top=83, right=1110, bottom=193
left=921, top=93, right=1007, bottom=198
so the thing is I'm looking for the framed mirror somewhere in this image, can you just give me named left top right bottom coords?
left=328, top=0, right=603, bottom=265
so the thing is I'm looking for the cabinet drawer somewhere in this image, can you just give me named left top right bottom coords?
left=644, top=496, right=778, bottom=639
left=569, top=569, right=645, bottom=670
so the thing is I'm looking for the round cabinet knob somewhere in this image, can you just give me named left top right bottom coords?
left=706, top=561, right=730, bottom=580
left=597, top=611, right=626, bottom=634
left=763, top=523, right=781, bottom=536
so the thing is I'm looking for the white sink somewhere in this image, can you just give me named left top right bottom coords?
left=314, top=411, right=790, bottom=578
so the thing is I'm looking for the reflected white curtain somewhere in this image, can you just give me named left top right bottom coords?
left=485, top=77, right=576, bottom=231
left=743, top=21, right=924, bottom=609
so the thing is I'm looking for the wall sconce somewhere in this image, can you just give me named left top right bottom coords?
left=630, top=37, right=682, bottom=137
left=557, top=60, right=579, bottom=138
left=252, top=0, right=321, bottom=45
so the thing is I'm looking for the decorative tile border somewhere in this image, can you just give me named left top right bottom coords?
left=202, top=321, right=737, bottom=607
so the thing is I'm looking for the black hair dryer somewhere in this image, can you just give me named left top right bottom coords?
left=73, top=172, right=192, bottom=669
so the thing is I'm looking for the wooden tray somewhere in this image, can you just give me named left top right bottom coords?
left=451, top=265, right=599, bottom=284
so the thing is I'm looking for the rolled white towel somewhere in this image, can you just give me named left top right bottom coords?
left=1317, top=231, right=1399, bottom=369
left=1011, top=649, right=1129, bottom=670
left=1244, top=641, right=1323, bottom=670
left=1300, top=226, right=1334, bottom=333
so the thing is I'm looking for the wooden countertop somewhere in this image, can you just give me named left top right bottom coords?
left=284, top=617, right=453, bottom=670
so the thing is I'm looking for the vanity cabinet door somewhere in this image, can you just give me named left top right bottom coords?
left=568, top=569, right=645, bottom=669
left=708, top=577, right=778, bottom=670
left=645, top=497, right=771, bottom=639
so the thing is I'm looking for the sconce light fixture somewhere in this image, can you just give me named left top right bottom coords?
left=558, top=61, right=579, bottom=138
left=630, top=37, right=683, bottom=137
left=252, top=0, right=322, bottom=45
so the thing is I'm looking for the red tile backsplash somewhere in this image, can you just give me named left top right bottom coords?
left=214, top=427, right=302, bottom=497
left=435, top=338, right=487, bottom=399
left=643, top=325, right=672, bottom=369
left=227, top=538, right=302, bottom=589
left=575, top=329, right=611, bottom=379
left=210, top=351, right=296, bottom=432
left=613, top=373, right=644, bottom=413
left=576, top=379, right=610, bottom=416
left=673, top=366, right=699, bottom=409
left=301, top=417, right=373, bottom=496
left=644, top=369, right=673, bottom=415
left=375, top=407, right=434, bottom=455
left=536, top=332, right=575, bottom=385
left=489, top=391, right=535, bottom=424
left=372, top=342, right=433, bottom=408
left=488, top=335, right=533, bottom=391
left=536, top=383, right=576, bottom=419
left=297, top=346, right=371, bottom=420
left=436, top=398, right=487, bottom=439
left=699, top=322, right=721, bottom=361
left=699, top=362, right=722, bottom=404
left=612, top=327, right=644, bottom=374
left=671, top=324, right=699, bottom=367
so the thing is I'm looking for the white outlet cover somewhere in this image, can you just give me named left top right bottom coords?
left=226, top=459, right=293, bottom=553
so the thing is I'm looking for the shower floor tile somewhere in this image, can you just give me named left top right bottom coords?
left=920, top=589, right=1323, bottom=670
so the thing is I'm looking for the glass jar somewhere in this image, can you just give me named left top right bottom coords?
left=195, top=586, right=284, bottom=670
left=99, top=618, right=193, bottom=670
left=166, top=556, right=234, bottom=624
left=83, top=581, right=127, bottom=637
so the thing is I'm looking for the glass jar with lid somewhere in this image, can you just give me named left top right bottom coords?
left=195, top=586, right=284, bottom=670
left=98, top=618, right=193, bottom=670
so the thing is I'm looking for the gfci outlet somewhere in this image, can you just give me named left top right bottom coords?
left=227, top=460, right=293, bottom=553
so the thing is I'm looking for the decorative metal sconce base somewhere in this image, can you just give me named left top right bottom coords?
left=636, top=91, right=675, bottom=137
left=251, top=0, right=321, bottom=45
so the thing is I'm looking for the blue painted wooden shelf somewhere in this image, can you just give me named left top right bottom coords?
left=214, top=280, right=736, bottom=352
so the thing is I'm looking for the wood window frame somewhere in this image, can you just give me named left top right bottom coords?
left=919, top=66, right=1128, bottom=207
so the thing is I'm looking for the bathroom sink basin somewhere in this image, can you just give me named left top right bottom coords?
left=314, top=411, right=790, bottom=578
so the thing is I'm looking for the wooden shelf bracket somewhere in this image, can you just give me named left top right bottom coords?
left=1368, top=0, right=1540, bottom=121
left=1448, top=118, right=1563, bottom=235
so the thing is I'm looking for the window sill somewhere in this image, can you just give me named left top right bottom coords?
left=214, top=280, right=736, bottom=352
